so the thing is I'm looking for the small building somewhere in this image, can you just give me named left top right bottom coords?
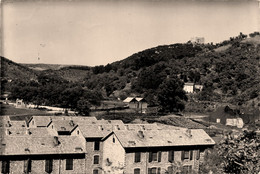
left=194, top=85, right=203, bottom=92
left=190, top=37, right=205, bottom=44
left=123, top=97, right=148, bottom=110
left=102, top=129, right=215, bottom=174
left=183, top=83, right=194, bottom=93
left=15, top=99, right=26, bottom=108
left=226, top=118, right=244, bottom=128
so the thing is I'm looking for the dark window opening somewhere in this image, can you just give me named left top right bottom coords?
left=168, top=150, right=174, bottom=162
left=94, top=141, right=100, bottom=151
left=93, top=169, right=99, bottom=174
left=134, top=168, right=140, bottom=174
left=196, top=150, right=200, bottom=160
left=66, top=159, right=73, bottom=170
left=45, top=159, right=53, bottom=174
left=94, top=155, right=99, bottom=164
left=24, top=159, right=31, bottom=174
left=134, top=152, right=141, bottom=163
left=2, top=160, right=10, bottom=174
left=148, top=151, right=161, bottom=162
left=183, top=165, right=192, bottom=174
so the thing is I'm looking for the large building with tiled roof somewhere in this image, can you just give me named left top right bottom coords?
left=0, top=115, right=215, bottom=174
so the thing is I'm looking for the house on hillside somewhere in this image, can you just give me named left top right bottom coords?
left=15, top=99, right=26, bottom=108
left=183, top=83, right=194, bottom=93
left=194, top=85, right=203, bottom=92
left=226, top=118, right=244, bottom=128
left=101, top=129, right=215, bottom=174
left=123, top=97, right=148, bottom=111
left=190, top=37, right=205, bottom=44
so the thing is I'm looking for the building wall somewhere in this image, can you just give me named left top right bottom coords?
left=85, top=140, right=104, bottom=174
left=102, top=134, right=125, bottom=174
left=0, top=155, right=85, bottom=174
left=129, top=102, right=138, bottom=109
left=124, top=147, right=206, bottom=174
left=183, top=85, right=194, bottom=93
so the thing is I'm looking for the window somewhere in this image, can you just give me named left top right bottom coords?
left=134, top=152, right=141, bottom=163
left=94, top=155, right=99, bottom=164
left=168, top=150, right=174, bottom=162
left=93, top=169, right=99, bottom=174
left=148, top=167, right=158, bottom=174
left=183, top=165, right=192, bottom=174
left=148, top=151, right=161, bottom=162
left=66, top=159, right=73, bottom=170
left=2, top=160, right=10, bottom=174
left=24, top=158, right=32, bottom=174
left=94, top=141, right=100, bottom=151
left=113, top=137, right=115, bottom=143
left=181, top=150, right=191, bottom=160
left=45, top=159, right=53, bottom=173
left=167, top=166, right=173, bottom=174
left=134, top=168, right=140, bottom=174
left=196, top=150, right=200, bottom=160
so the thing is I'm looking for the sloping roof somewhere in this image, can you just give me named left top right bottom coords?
left=111, top=129, right=215, bottom=148
left=135, top=97, right=146, bottom=102
left=28, top=116, right=97, bottom=127
left=77, top=124, right=115, bottom=138
left=50, top=120, right=77, bottom=132
left=1, top=136, right=85, bottom=155
left=123, top=97, right=137, bottom=103
left=8, top=120, right=27, bottom=128
left=184, top=83, right=194, bottom=86
left=1, top=127, right=51, bottom=137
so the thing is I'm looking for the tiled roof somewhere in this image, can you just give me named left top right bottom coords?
left=50, top=120, right=77, bottom=132
left=112, top=129, right=215, bottom=148
left=77, top=124, right=115, bottom=138
left=184, top=83, right=194, bottom=86
left=1, top=136, right=85, bottom=155
left=29, top=116, right=97, bottom=126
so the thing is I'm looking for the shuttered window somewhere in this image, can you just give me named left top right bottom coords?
left=196, top=150, right=200, bottom=160
left=2, top=160, right=10, bottom=174
left=94, top=155, right=99, bottom=164
left=45, top=159, right=53, bottom=173
left=182, top=150, right=190, bottom=160
left=24, top=159, right=32, bottom=174
left=157, top=167, right=161, bottom=174
left=168, top=150, right=174, bottom=162
left=190, top=150, right=193, bottom=160
left=66, top=159, right=73, bottom=170
left=183, top=165, right=192, bottom=174
left=134, top=168, right=140, bottom=174
left=158, top=151, right=161, bottom=162
left=167, top=166, right=173, bottom=174
left=134, top=152, right=141, bottom=163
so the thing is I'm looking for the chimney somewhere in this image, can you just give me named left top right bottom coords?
left=53, top=136, right=60, bottom=146
left=186, top=129, right=192, bottom=138
left=6, top=129, right=10, bottom=135
left=69, top=120, right=75, bottom=127
left=137, top=131, right=144, bottom=139
left=98, top=125, right=104, bottom=131
left=26, top=128, right=31, bottom=135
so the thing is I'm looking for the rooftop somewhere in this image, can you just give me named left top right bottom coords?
left=111, top=129, right=215, bottom=148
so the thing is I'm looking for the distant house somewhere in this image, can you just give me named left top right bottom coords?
left=190, top=37, right=205, bottom=44
left=183, top=83, right=194, bottom=93
left=226, top=118, right=244, bottom=128
left=15, top=99, right=26, bottom=108
left=123, top=97, right=148, bottom=111
left=194, top=85, right=203, bottom=92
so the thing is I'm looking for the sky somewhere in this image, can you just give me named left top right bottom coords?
left=2, top=0, right=259, bottom=66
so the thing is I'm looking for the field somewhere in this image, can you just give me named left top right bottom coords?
left=0, top=103, right=48, bottom=118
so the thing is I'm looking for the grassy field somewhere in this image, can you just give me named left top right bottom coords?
left=0, top=103, right=48, bottom=117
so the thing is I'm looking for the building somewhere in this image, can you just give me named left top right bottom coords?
left=183, top=83, right=194, bottom=93
left=15, top=99, right=26, bottom=108
left=194, top=85, right=203, bottom=92
left=226, top=118, right=244, bottom=128
left=102, top=129, right=215, bottom=174
left=123, top=97, right=148, bottom=111
left=0, top=116, right=215, bottom=174
left=190, top=37, right=205, bottom=44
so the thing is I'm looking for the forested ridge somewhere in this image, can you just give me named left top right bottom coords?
left=1, top=32, right=260, bottom=114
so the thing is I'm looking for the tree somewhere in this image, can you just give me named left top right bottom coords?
left=157, top=77, right=187, bottom=113
left=76, top=99, right=91, bottom=116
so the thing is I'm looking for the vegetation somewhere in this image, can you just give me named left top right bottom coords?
left=2, top=32, right=260, bottom=114
left=200, top=130, right=260, bottom=174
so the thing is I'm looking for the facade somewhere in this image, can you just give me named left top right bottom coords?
left=183, top=83, right=194, bottom=93
left=15, top=99, right=26, bottom=108
left=0, top=116, right=215, bottom=174
left=102, top=129, right=215, bottom=174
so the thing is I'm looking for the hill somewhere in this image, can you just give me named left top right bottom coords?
left=1, top=32, right=260, bottom=112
